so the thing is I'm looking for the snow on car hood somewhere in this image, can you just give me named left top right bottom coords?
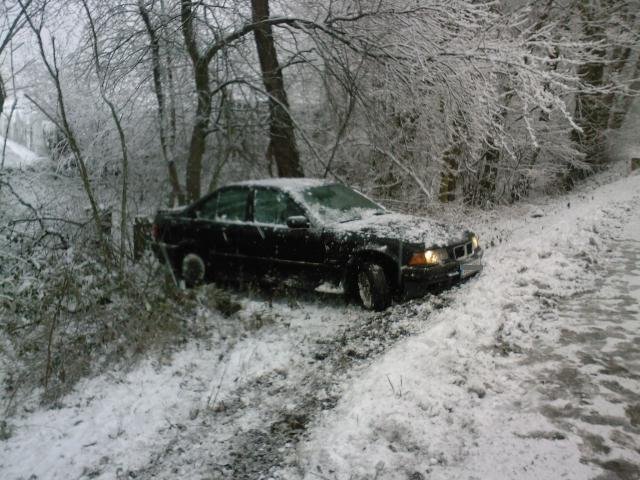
left=328, top=212, right=469, bottom=247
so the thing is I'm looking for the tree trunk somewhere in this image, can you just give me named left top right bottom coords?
left=439, top=146, right=459, bottom=203
left=138, top=0, right=185, bottom=205
left=438, top=104, right=463, bottom=203
left=606, top=4, right=637, bottom=130
left=467, top=146, right=499, bottom=206
left=82, top=0, right=129, bottom=269
left=251, top=0, right=303, bottom=178
left=569, top=1, right=609, bottom=173
left=608, top=54, right=640, bottom=130
left=0, top=73, right=5, bottom=116
left=159, top=0, right=178, bottom=156
left=185, top=61, right=211, bottom=201
left=181, top=0, right=214, bottom=202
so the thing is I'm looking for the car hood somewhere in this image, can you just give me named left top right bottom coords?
left=327, top=212, right=469, bottom=247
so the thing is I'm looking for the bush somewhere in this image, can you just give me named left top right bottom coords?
left=0, top=245, right=194, bottom=407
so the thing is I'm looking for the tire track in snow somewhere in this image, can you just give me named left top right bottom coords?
left=130, top=294, right=451, bottom=479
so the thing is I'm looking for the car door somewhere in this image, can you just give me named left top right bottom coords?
left=193, top=186, right=251, bottom=273
left=248, top=187, right=326, bottom=281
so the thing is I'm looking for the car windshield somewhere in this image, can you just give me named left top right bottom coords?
left=299, top=184, right=385, bottom=224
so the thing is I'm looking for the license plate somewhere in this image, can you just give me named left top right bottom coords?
left=460, top=258, right=482, bottom=278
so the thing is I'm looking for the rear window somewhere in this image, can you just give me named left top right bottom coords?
left=200, top=187, right=249, bottom=221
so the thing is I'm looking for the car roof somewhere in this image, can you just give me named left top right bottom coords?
left=228, top=177, right=334, bottom=192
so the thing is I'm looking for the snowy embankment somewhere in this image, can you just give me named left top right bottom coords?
left=285, top=171, right=640, bottom=480
left=0, top=299, right=366, bottom=479
left=0, top=136, right=42, bottom=169
left=1, top=168, right=639, bottom=480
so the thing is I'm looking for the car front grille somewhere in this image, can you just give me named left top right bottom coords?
left=451, top=241, right=473, bottom=260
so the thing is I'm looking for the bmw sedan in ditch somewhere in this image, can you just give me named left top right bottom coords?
left=152, top=178, right=482, bottom=310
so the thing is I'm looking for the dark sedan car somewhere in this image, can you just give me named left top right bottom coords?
left=152, top=178, right=482, bottom=310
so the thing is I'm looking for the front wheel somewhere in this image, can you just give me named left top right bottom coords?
left=356, top=262, right=391, bottom=311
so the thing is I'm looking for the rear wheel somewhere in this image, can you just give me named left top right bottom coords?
left=181, top=253, right=205, bottom=288
left=356, top=262, right=391, bottom=311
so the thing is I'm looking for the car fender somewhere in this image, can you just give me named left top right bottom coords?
left=344, top=245, right=401, bottom=293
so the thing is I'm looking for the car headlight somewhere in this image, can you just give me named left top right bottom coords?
left=408, top=248, right=448, bottom=266
left=470, top=233, right=479, bottom=250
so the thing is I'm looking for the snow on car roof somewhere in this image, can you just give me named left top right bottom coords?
left=229, top=177, right=334, bottom=192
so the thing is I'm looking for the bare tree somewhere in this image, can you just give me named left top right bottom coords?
left=569, top=0, right=610, bottom=171
left=138, top=0, right=185, bottom=205
left=179, top=0, right=217, bottom=202
left=15, top=0, right=633, bottom=216
left=81, top=0, right=130, bottom=271
left=175, top=0, right=425, bottom=200
left=19, top=0, right=110, bottom=259
left=1, top=41, right=19, bottom=170
left=178, top=0, right=302, bottom=200
left=250, top=0, right=303, bottom=177
left=605, top=2, right=640, bottom=130
left=0, top=1, right=32, bottom=115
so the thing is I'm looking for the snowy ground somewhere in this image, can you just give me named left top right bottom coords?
left=0, top=136, right=42, bottom=170
left=1, top=167, right=639, bottom=480
left=283, top=170, right=640, bottom=480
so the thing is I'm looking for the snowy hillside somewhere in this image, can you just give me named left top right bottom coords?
left=3, top=1, right=640, bottom=479
left=0, top=136, right=42, bottom=169
left=289, top=173, right=640, bottom=480
left=2, top=167, right=639, bottom=480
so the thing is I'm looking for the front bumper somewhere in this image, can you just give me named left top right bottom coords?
left=401, top=248, right=483, bottom=298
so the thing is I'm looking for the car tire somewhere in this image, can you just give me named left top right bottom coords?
left=181, top=253, right=205, bottom=288
left=356, top=262, right=391, bottom=311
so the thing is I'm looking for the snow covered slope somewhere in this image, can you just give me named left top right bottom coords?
left=0, top=136, right=42, bottom=169
left=1, top=169, right=639, bottom=480
left=286, top=172, right=640, bottom=480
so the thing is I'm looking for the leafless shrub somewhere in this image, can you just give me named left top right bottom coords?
left=196, top=284, right=243, bottom=318
left=0, top=241, right=194, bottom=407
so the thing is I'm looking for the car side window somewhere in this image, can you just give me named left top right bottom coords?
left=198, top=193, right=219, bottom=220
left=254, top=188, right=305, bottom=225
left=212, top=187, right=249, bottom=221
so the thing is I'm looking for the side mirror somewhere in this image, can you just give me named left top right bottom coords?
left=286, top=215, right=310, bottom=229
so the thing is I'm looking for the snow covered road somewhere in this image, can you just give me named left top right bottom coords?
left=280, top=172, right=640, bottom=480
left=529, top=212, right=640, bottom=478
left=1, top=171, right=639, bottom=480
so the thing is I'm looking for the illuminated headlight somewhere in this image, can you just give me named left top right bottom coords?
left=470, top=233, right=479, bottom=250
left=408, top=248, right=448, bottom=266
